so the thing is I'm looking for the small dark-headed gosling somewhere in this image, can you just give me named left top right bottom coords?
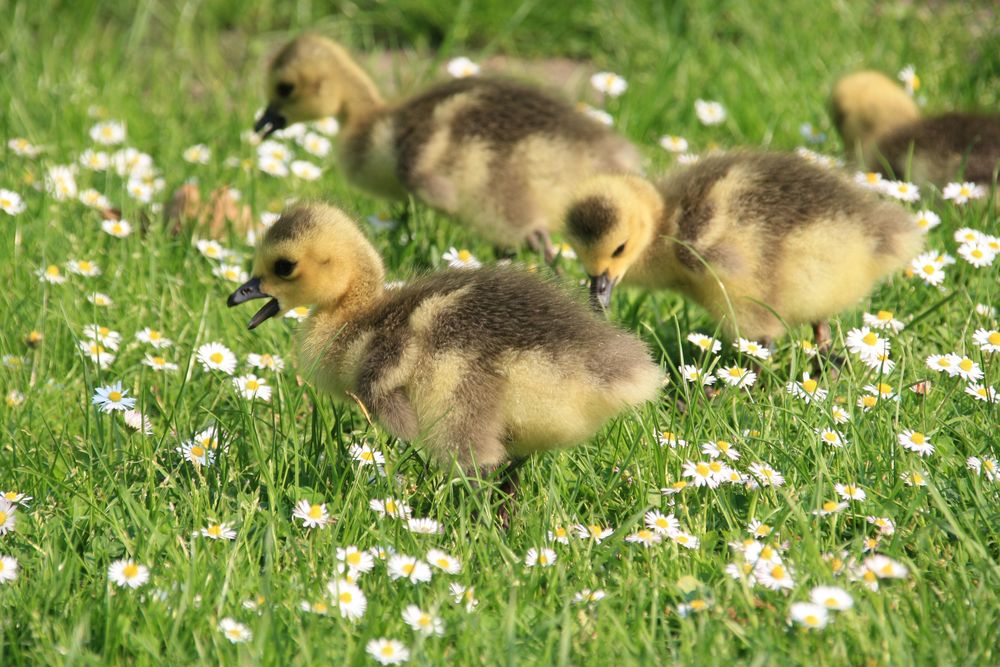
left=832, top=70, right=1000, bottom=185
left=228, top=202, right=661, bottom=484
left=253, top=34, right=642, bottom=258
left=563, top=152, right=924, bottom=343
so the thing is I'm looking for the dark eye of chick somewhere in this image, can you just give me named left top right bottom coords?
left=612, top=242, right=627, bottom=258
left=276, top=82, right=295, bottom=98
left=274, top=259, right=296, bottom=278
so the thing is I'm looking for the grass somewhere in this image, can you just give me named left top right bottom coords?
left=1, top=0, right=999, bottom=664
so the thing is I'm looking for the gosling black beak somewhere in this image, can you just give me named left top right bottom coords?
left=253, top=104, right=287, bottom=138
left=589, top=271, right=617, bottom=312
left=227, top=277, right=281, bottom=330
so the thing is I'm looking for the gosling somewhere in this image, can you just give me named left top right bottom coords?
left=831, top=70, right=1000, bottom=185
left=563, top=152, right=924, bottom=345
left=252, top=34, right=642, bottom=259
left=228, top=202, right=661, bottom=498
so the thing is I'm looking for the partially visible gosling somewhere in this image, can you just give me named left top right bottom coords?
left=228, top=203, right=661, bottom=492
left=832, top=70, right=1000, bottom=185
left=252, top=34, right=642, bottom=258
left=563, top=152, right=924, bottom=344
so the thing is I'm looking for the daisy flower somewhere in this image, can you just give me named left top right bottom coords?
left=92, top=381, right=136, bottom=413
left=835, top=483, right=866, bottom=501
left=912, top=209, right=940, bottom=233
left=334, top=545, right=374, bottom=575
left=0, top=555, right=17, bottom=584
left=682, top=460, right=719, bottom=488
left=258, top=155, right=289, bottom=177
left=194, top=239, right=229, bottom=260
left=813, top=500, right=848, bottom=516
left=816, top=428, right=847, bottom=448
left=953, top=357, right=984, bottom=382
left=867, top=516, right=896, bottom=535
left=687, top=333, right=722, bottom=354
left=328, top=579, right=367, bottom=621
left=748, top=462, right=784, bottom=487
left=6, top=391, right=25, bottom=408
left=901, top=470, right=928, bottom=487
left=300, top=599, right=331, bottom=615
left=298, top=132, right=332, bottom=157
left=370, top=497, right=411, bottom=519
left=573, top=589, right=606, bottom=604
left=855, top=171, right=883, bottom=189
left=426, top=549, right=461, bottom=574
left=548, top=526, right=571, bottom=544
left=625, top=528, right=662, bottom=547
left=366, top=639, right=409, bottom=665
left=882, top=180, right=920, bottom=202
left=196, top=342, right=237, bottom=374
left=36, top=264, right=66, bottom=284
left=8, top=138, right=42, bottom=157
left=213, top=264, right=249, bottom=283
left=218, top=618, right=251, bottom=643
left=142, top=354, right=179, bottom=372
left=1, top=492, right=31, bottom=506
left=695, top=99, right=726, bottom=125
left=406, top=517, right=442, bottom=535
left=864, top=555, right=909, bottom=579
left=234, top=374, right=271, bottom=401
left=67, top=259, right=100, bottom=277
left=659, top=135, right=689, bottom=152
left=677, top=152, right=700, bottom=164
left=90, top=120, right=126, bottom=145
left=809, top=586, right=853, bottom=611
left=0, top=189, right=26, bottom=215
left=972, top=329, right=1000, bottom=353
left=182, top=144, right=211, bottom=164
left=718, top=365, right=757, bottom=388
left=201, top=522, right=237, bottom=540
left=863, top=310, right=905, bottom=333
left=676, top=599, right=712, bottom=617
left=578, top=103, right=613, bottom=125
left=0, top=501, right=16, bottom=535
left=755, top=561, right=795, bottom=591
left=679, top=364, right=716, bottom=386
left=108, top=559, right=149, bottom=589
left=789, top=602, right=829, bottom=629
left=863, top=382, right=897, bottom=400
left=911, top=251, right=946, bottom=286
left=574, top=524, right=613, bottom=542
left=350, top=442, right=385, bottom=467
left=747, top=520, right=773, bottom=539
left=959, top=242, right=996, bottom=268
left=123, top=410, right=154, bottom=435
left=101, top=218, right=132, bottom=238
left=898, top=430, right=934, bottom=456
left=702, top=440, right=739, bottom=461
left=79, top=188, right=110, bottom=209
left=644, top=510, right=680, bottom=535
left=591, top=71, right=627, bottom=97
left=79, top=341, right=115, bottom=368
left=670, top=531, right=700, bottom=549
left=736, top=338, right=770, bottom=359
left=83, top=324, right=121, bottom=349
left=965, top=384, right=998, bottom=403
left=787, top=373, right=827, bottom=403
left=845, top=327, right=888, bottom=357
left=402, top=605, right=444, bottom=636
left=657, top=431, right=687, bottom=448
left=442, top=247, right=481, bottom=269
left=967, top=456, right=999, bottom=481
left=257, top=139, right=292, bottom=162
left=942, top=181, right=985, bottom=204
left=290, top=160, right=322, bottom=180
left=898, top=65, right=920, bottom=95
left=178, top=440, right=216, bottom=467
left=450, top=583, right=479, bottom=612
left=388, top=555, right=433, bottom=583
left=246, top=352, right=284, bottom=371
left=136, top=328, right=172, bottom=348
left=292, top=500, right=329, bottom=528
left=447, top=56, right=480, bottom=78
left=284, top=306, right=310, bottom=321
left=925, top=353, right=959, bottom=374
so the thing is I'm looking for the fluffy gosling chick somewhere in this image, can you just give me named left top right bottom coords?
left=228, top=203, right=661, bottom=484
left=564, top=152, right=924, bottom=343
left=832, top=70, right=1000, bottom=185
left=253, top=34, right=642, bottom=257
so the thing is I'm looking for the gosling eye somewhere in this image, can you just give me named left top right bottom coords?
left=274, top=258, right=296, bottom=278
left=612, top=242, right=627, bottom=258
left=276, top=82, right=295, bottom=98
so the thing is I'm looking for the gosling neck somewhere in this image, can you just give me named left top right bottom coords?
left=312, top=265, right=386, bottom=329
left=327, top=46, right=386, bottom=129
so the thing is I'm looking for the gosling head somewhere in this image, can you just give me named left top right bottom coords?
left=228, top=203, right=385, bottom=329
left=831, top=70, right=920, bottom=160
left=254, top=34, right=377, bottom=137
left=564, top=174, right=661, bottom=310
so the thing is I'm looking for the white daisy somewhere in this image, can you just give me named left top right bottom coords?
left=789, top=602, right=828, bottom=629
left=0, top=189, right=26, bottom=215
left=442, top=247, right=481, bottom=269
left=182, top=144, right=211, bottom=165
left=292, top=500, right=329, bottom=528
left=218, top=618, right=252, bottom=643
left=425, top=549, right=461, bottom=574
left=196, top=342, right=237, bottom=374
left=90, top=120, right=126, bottom=145
left=447, top=56, right=480, bottom=78
left=328, top=578, right=367, bottom=621
left=366, top=638, right=409, bottom=665
left=912, top=209, right=940, bottom=233
left=387, top=555, right=432, bottom=583
left=694, top=99, right=726, bottom=125
left=290, top=160, right=322, bottom=181
left=0, top=555, right=18, bottom=584
left=736, top=338, right=770, bottom=360
left=402, top=605, right=444, bottom=636
left=108, top=559, right=149, bottom=589
left=591, top=71, right=627, bottom=97
left=687, top=333, right=721, bottom=354
left=92, top=381, right=136, bottom=413
left=942, top=181, right=986, bottom=204
left=659, top=135, right=689, bottom=152
left=101, top=219, right=132, bottom=238
left=882, top=179, right=920, bottom=202
left=897, top=430, right=934, bottom=456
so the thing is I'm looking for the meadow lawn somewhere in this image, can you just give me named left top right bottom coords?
left=1, top=0, right=998, bottom=664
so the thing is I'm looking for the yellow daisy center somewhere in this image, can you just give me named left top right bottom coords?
left=761, top=546, right=774, bottom=559
left=865, top=172, right=879, bottom=184
left=877, top=310, right=893, bottom=321
left=554, top=527, right=567, bottom=537
left=539, top=553, right=550, bottom=564
left=347, top=552, right=361, bottom=565
left=80, top=261, right=92, bottom=271
left=822, top=501, right=839, bottom=511
left=804, top=614, right=820, bottom=626
left=436, top=558, right=450, bottom=568
left=987, top=332, right=1000, bottom=345
left=690, top=599, right=708, bottom=611
left=402, top=563, right=415, bottom=575
left=307, top=504, right=323, bottom=519
left=360, top=451, right=374, bottom=461
left=770, top=565, right=785, bottom=579
left=245, top=380, right=259, bottom=391
left=922, top=264, right=936, bottom=275
left=313, top=602, right=328, bottom=613
left=190, top=445, right=205, bottom=458
left=912, top=473, right=925, bottom=484
left=3, top=493, right=15, bottom=501
left=0, top=511, right=7, bottom=523
left=108, top=391, right=122, bottom=401
left=339, top=592, right=352, bottom=604
left=153, top=357, right=165, bottom=366
left=205, top=247, right=218, bottom=257
left=207, top=525, right=222, bottom=537
left=381, top=646, right=395, bottom=657
left=862, top=332, right=877, bottom=345
left=457, top=250, right=472, bottom=262
left=959, top=359, right=973, bottom=371
left=695, top=463, right=710, bottom=477
left=122, top=564, right=139, bottom=578
left=672, top=481, right=687, bottom=490
left=46, top=265, right=60, bottom=276
left=384, top=500, right=397, bottom=513
left=960, top=186, right=970, bottom=196
left=910, top=432, right=925, bottom=445
left=802, top=379, right=818, bottom=394
left=876, top=383, right=892, bottom=394
left=210, top=352, right=224, bottom=364
left=418, top=614, right=431, bottom=626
